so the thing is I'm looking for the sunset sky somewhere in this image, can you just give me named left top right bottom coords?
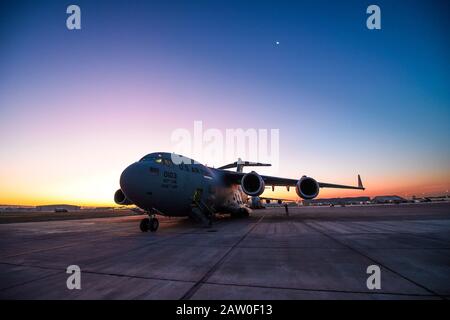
left=1, top=0, right=449, bottom=206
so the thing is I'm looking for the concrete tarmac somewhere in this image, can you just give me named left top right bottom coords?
left=0, top=202, right=449, bottom=299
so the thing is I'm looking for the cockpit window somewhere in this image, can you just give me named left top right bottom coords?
left=140, top=153, right=166, bottom=163
left=141, top=153, right=197, bottom=169
left=140, top=154, right=159, bottom=162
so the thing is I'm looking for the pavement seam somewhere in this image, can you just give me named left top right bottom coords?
left=0, top=261, right=196, bottom=291
left=0, top=218, right=237, bottom=294
left=0, top=219, right=223, bottom=260
left=0, top=258, right=441, bottom=299
left=202, top=281, right=440, bottom=298
left=0, top=268, right=61, bottom=292
left=0, top=226, right=208, bottom=294
left=180, top=216, right=265, bottom=300
left=0, top=227, right=134, bottom=259
left=304, top=220, right=447, bottom=300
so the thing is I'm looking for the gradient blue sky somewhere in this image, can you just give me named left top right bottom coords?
left=0, top=0, right=449, bottom=204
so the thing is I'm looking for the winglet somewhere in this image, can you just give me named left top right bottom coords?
left=357, top=174, right=365, bottom=190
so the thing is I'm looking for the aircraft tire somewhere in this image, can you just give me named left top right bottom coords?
left=149, top=218, right=159, bottom=232
left=140, top=218, right=150, bottom=232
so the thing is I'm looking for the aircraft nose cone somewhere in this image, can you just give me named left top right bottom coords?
left=120, top=163, right=145, bottom=202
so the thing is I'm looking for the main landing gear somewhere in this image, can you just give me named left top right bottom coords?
left=140, top=216, right=159, bottom=232
left=231, top=208, right=250, bottom=219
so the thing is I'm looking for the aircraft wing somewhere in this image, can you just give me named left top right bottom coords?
left=259, top=196, right=293, bottom=201
left=221, top=171, right=365, bottom=190
left=318, top=174, right=365, bottom=190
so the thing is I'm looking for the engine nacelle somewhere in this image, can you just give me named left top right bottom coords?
left=296, top=176, right=320, bottom=199
left=114, top=189, right=133, bottom=205
left=241, top=171, right=265, bottom=196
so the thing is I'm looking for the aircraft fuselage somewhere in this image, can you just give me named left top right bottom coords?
left=117, top=153, right=247, bottom=217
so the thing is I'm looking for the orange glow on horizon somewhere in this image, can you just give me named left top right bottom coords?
left=1, top=171, right=449, bottom=207
left=262, top=172, right=450, bottom=201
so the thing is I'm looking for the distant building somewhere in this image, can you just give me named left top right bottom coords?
left=36, top=204, right=80, bottom=211
left=372, top=195, right=406, bottom=204
left=412, top=195, right=449, bottom=203
left=0, top=206, right=35, bottom=212
left=308, top=197, right=371, bottom=206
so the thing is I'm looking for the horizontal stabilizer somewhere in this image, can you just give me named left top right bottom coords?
left=218, top=158, right=271, bottom=172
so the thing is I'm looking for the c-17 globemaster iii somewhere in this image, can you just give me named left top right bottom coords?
left=114, top=152, right=365, bottom=232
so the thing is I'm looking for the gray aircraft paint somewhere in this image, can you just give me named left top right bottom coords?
left=117, top=152, right=364, bottom=219
left=119, top=153, right=245, bottom=217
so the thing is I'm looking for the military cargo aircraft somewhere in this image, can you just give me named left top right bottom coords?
left=114, top=153, right=364, bottom=232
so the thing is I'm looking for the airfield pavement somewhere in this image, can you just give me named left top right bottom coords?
left=0, top=202, right=449, bottom=299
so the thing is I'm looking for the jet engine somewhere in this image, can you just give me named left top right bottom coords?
left=241, top=171, right=265, bottom=196
left=114, top=189, right=133, bottom=205
left=295, top=176, right=320, bottom=199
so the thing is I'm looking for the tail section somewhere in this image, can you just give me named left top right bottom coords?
left=357, top=174, right=364, bottom=190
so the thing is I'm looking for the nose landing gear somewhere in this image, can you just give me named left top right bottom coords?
left=139, top=216, right=159, bottom=232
